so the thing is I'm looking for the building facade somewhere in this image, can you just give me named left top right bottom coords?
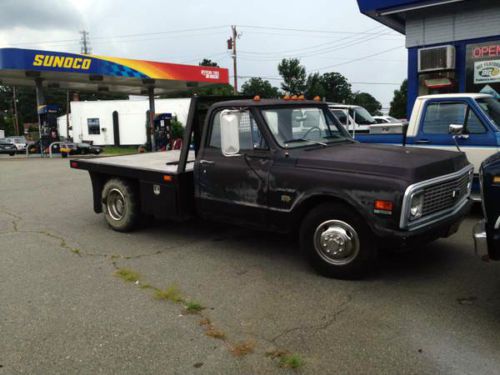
left=357, top=0, right=500, bottom=115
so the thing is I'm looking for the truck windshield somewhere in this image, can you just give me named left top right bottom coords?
left=351, top=107, right=377, bottom=125
left=477, top=98, right=500, bottom=129
left=261, top=107, right=351, bottom=148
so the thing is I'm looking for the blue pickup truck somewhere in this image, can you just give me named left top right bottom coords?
left=350, top=94, right=500, bottom=193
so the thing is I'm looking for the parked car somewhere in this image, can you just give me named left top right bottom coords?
left=5, top=136, right=27, bottom=152
left=473, top=152, right=500, bottom=260
left=71, top=96, right=473, bottom=279
left=60, top=142, right=103, bottom=157
left=0, top=139, right=17, bottom=156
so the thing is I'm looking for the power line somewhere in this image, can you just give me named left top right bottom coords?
left=237, top=26, right=384, bottom=57
left=238, top=31, right=395, bottom=61
left=3, top=25, right=228, bottom=49
left=91, top=25, right=228, bottom=41
left=3, top=24, right=401, bottom=49
left=238, top=24, right=400, bottom=36
left=311, top=46, right=403, bottom=71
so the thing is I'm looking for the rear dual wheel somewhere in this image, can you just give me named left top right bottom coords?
left=300, top=202, right=377, bottom=279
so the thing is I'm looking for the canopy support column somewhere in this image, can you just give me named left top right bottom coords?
left=35, top=78, right=45, bottom=157
left=148, top=87, right=156, bottom=152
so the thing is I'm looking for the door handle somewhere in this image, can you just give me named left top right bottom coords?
left=416, top=139, right=430, bottom=144
left=199, top=159, right=215, bottom=165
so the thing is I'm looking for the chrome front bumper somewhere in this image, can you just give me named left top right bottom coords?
left=473, top=220, right=489, bottom=258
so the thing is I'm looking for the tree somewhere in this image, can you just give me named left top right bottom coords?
left=241, top=77, right=280, bottom=98
left=389, top=79, right=408, bottom=119
left=305, top=73, right=326, bottom=99
left=277, top=58, right=306, bottom=95
left=351, top=92, right=382, bottom=115
left=320, top=72, right=352, bottom=103
left=199, top=59, right=219, bottom=67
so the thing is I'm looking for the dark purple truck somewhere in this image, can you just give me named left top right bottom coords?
left=71, top=97, right=473, bottom=279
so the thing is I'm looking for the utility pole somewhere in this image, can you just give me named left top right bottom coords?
left=12, top=86, right=20, bottom=136
left=80, top=30, right=91, bottom=54
left=228, top=25, right=239, bottom=94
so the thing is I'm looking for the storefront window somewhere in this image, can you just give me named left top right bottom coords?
left=466, top=41, right=500, bottom=99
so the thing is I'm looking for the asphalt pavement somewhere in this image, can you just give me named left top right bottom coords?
left=1, top=156, right=499, bottom=375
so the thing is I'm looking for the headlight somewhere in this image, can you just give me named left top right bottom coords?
left=409, top=192, right=424, bottom=221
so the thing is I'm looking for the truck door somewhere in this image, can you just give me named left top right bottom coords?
left=195, top=108, right=272, bottom=227
left=413, top=99, right=498, bottom=171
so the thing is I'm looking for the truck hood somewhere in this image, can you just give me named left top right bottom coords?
left=295, top=143, right=469, bottom=182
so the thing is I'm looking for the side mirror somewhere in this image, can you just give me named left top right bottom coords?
left=449, top=124, right=464, bottom=135
left=220, top=110, right=241, bottom=157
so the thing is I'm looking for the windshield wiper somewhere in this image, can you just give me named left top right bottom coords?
left=284, top=138, right=327, bottom=147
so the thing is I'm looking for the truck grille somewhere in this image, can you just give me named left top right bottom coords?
left=422, top=171, right=471, bottom=217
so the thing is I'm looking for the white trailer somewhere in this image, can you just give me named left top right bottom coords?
left=58, top=98, right=191, bottom=145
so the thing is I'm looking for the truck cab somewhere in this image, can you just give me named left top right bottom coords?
left=71, top=97, right=474, bottom=279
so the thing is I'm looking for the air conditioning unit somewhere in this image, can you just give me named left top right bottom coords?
left=418, top=45, right=455, bottom=73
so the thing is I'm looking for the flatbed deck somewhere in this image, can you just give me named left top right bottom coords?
left=77, top=150, right=196, bottom=174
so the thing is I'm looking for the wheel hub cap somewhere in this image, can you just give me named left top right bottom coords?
left=314, top=220, right=360, bottom=265
left=107, top=188, right=125, bottom=221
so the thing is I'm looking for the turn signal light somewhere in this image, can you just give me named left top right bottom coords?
left=493, top=176, right=500, bottom=184
left=163, top=175, right=173, bottom=182
left=374, top=200, right=393, bottom=212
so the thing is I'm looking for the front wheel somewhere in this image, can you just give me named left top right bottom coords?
left=102, top=178, right=140, bottom=232
left=300, top=202, right=377, bottom=279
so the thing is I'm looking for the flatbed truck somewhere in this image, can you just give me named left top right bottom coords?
left=71, top=96, right=474, bottom=279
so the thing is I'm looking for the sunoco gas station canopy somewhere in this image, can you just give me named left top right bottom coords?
left=0, top=48, right=229, bottom=94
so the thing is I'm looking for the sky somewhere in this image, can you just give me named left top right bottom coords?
left=0, top=0, right=407, bottom=109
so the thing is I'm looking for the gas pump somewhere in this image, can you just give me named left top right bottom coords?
left=38, top=104, right=60, bottom=151
left=154, top=113, right=173, bottom=151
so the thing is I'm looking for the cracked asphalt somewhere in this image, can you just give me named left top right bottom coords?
left=1, top=156, right=500, bottom=375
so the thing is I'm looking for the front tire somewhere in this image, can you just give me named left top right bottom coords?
left=102, top=178, right=140, bottom=232
left=300, top=202, right=377, bottom=279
